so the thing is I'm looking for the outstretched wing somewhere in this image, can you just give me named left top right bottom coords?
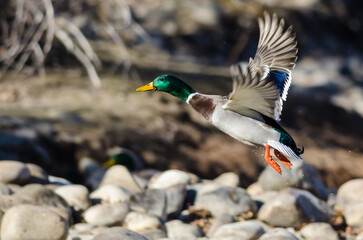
left=223, top=12, right=298, bottom=121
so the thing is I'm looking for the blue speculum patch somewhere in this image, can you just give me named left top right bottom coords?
left=269, top=70, right=289, bottom=95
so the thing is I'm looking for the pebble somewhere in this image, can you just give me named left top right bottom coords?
left=130, top=188, right=167, bottom=219
left=139, top=229, right=167, bottom=240
left=123, top=211, right=162, bottom=232
left=165, top=183, right=187, bottom=218
left=99, top=165, right=142, bottom=193
left=13, top=184, right=71, bottom=213
left=258, top=161, right=329, bottom=199
left=259, top=228, right=299, bottom=240
left=165, top=220, right=203, bottom=240
left=26, top=163, right=49, bottom=184
left=0, top=160, right=30, bottom=184
left=299, top=222, right=339, bottom=240
left=90, top=184, right=132, bottom=203
left=1, top=204, right=68, bottom=240
left=337, top=178, right=363, bottom=204
left=149, top=169, right=192, bottom=189
left=93, top=227, right=148, bottom=240
left=206, top=214, right=234, bottom=237
left=212, top=172, right=239, bottom=187
left=211, top=220, right=271, bottom=239
left=83, top=202, right=129, bottom=226
left=193, top=185, right=257, bottom=217
left=342, top=202, right=363, bottom=227
left=54, top=184, right=91, bottom=211
left=0, top=183, right=12, bottom=196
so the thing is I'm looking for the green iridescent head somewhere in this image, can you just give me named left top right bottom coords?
left=136, top=75, right=196, bottom=101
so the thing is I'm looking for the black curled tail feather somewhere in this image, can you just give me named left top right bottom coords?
left=295, top=146, right=304, bottom=156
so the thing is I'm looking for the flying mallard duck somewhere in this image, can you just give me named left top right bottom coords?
left=136, top=12, right=303, bottom=174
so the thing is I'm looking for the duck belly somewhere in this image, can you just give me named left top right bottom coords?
left=211, top=107, right=280, bottom=146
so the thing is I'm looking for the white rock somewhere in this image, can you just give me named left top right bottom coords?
left=93, top=227, right=147, bottom=240
left=1, top=204, right=68, bottom=240
left=343, top=202, right=363, bottom=227
left=90, top=184, right=131, bottom=203
left=0, top=161, right=30, bottom=184
left=166, top=220, right=203, bottom=240
left=83, top=202, right=129, bottom=226
left=55, top=184, right=91, bottom=211
left=212, top=220, right=271, bottom=239
left=149, top=169, right=191, bottom=189
left=246, top=182, right=264, bottom=196
left=213, top=172, right=239, bottom=187
left=123, top=211, right=162, bottom=232
left=300, top=222, right=339, bottom=240
left=100, top=165, right=142, bottom=193
left=337, top=178, right=363, bottom=204
left=259, top=228, right=299, bottom=240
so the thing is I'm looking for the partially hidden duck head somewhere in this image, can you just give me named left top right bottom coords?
left=136, top=75, right=196, bottom=101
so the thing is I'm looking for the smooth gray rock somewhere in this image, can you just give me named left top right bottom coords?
left=55, top=184, right=91, bottom=211
left=0, top=183, right=12, bottom=196
left=130, top=188, right=167, bottom=219
left=13, top=184, right=71, bottom=212
left=207, top=214, right=234, bottom=237
left=300, top=222, right=339, bottom=240
left=83, top=202, right=129, bottom=226
left=211, top=220, right=271, bottom=239
left=149, top=169, right=192, bottom=189
left=259, top=228, right=299, bottom=240
left=257, top=192, right=305, bottom=228
left=337, top=178, right=363, bottom=204
left=93, top=227, right=147, bottom=240
left=90, top=184, right=132, bottom=203
left=123, top=211, right=162, bottom=232
left=1, top=204, right=68, bottom=240
left=258, top=188, right=330, bottom=228
left=258, top=161, right=329, bottom=199
left=139, top=228, right=167, bottom=240
left=0, top=160, right=30, bottom=184
left=166, top=220, right=203, bottom=240
left=213, top=172, right=239, bottom=187
left=193, top=185, right=257, bottom=217
left=165, top=183, right=187, bottom=218
left=100, top=165, right=142, bottom=193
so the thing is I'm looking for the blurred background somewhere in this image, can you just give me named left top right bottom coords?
left=0, top=0, right=362, bottom=188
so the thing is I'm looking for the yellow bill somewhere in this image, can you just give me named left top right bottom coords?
left=136, top=81, right=156, bottom=91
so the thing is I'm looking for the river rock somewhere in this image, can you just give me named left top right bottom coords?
left=93, top=227, right=147, bottom=240
left=83, top=202, right=129, bottom=226
left=193, top=185, right=257, bottom=217
left=165, top=183, right=187, bottom=218
left=100, top=165, right=142, bottom=193
left=207, top=214, right=234, bottom=237
left=149, top=169, right=192, bottom=189
left=90, top=184, right=132, bottom=203
left=0, top=160, right=30, bottom=184
left=55, top=184, right=91, bottom=211
left=213, top=172, right=239, bottom=187
left=165, top=220, right=203, bottom=240
left=337, top=178, right=363, bottom=204
left=342, top=202, right=363, bottom=227
left=258, top=161, right=329, bottom=199
left=258, top=188, right=330, bottom=228
left=211, top=220, right=271, bottom=239
left=299, top=222, right=339, bottom=240
left=0, top=183, right=12, bottom=196
left=130, top=188, right=167, bottom=219
left=26, top=163, right=49, bottom=184
left=259, top=228, right=299, bottom=240
left=123, top=211, right=162, bottom=232
left=13, top=184, right=70, bottom=212
left=139, top=229, right=167, bottom=240
left=1, top=204, right=68, bottom=240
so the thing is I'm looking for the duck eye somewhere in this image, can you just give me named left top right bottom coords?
left=160, top=78, right=164, bottom=81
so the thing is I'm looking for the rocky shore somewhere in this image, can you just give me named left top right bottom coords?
left=0, top=159, right=362, bottom=240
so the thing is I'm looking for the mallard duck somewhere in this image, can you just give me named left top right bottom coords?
left=136, top=12, right=303, bottom=174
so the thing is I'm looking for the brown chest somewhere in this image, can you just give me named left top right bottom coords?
left=188, top=94, right=216, bottom=122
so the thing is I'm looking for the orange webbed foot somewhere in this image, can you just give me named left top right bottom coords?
left=274, top=149, right=292, bottom=169
left=264, top=144, right=282, bottom=174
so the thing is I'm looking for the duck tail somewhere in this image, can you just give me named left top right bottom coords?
left=295, top=146, right=304, bottom=156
